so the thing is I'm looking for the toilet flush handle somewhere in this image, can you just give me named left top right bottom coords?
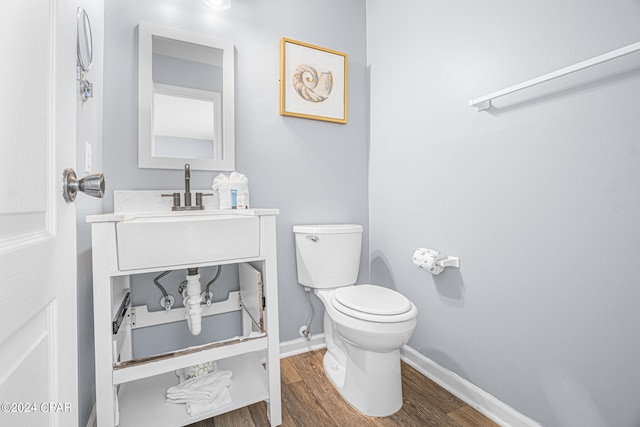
left=306, top=235, right=319, bottom=243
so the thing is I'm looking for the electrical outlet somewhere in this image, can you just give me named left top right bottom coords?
left=84, top=141, right=92, bottom=174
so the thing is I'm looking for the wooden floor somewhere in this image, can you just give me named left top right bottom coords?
left=188, top=349, right=499, bottom=427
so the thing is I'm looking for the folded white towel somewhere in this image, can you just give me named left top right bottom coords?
left=167, top=377, right=231, bottom=405
left=186, top=387, right=232, bottom=417
left=166, top=370, right=233, bottom=406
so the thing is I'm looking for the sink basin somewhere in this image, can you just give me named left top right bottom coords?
left=115, top=213, right=260, bottom=270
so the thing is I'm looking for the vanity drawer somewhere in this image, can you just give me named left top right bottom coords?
left=116, top=215, right=260, bottom=270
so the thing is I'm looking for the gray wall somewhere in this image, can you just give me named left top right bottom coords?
left=367, top=1, right=640, bottom=426
left=84, top=1, right=640, bottom=426
left=76, top=1, right=104, bottom=425
left=102, top=0, right=369, bottom=352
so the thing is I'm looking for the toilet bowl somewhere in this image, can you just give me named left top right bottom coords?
left=293, top=224, right=418, bottom=417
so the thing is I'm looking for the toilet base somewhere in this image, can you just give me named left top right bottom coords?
left=323, top=344, right=403, bottom=417
left=323, top=349, right=346, bottom=389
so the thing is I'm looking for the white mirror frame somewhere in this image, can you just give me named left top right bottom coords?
left=138, top=22, right=235, bottom=171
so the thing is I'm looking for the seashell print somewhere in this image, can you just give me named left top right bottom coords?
left=292, top=64, right=333, bottom=103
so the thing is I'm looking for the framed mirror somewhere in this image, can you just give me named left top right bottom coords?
left=138, top=22, right=235, bottom=170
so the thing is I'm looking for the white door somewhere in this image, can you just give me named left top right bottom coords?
left=0, top=1, right=79, bottom=426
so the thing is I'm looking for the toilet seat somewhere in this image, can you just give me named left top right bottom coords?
left=331, top=285, right=417, bottom=323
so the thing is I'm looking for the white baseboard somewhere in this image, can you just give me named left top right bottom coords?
left=85, top=404, right=97, bottom=427
left=400, top=346, right=542, bottom=427
left=279, top=333, right=327, bottom=358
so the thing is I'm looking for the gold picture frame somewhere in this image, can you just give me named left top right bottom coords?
left=280, top=38, right=348, bottom=124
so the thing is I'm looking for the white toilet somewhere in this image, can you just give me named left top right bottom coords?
left=293, top=224, right=418, bottom=417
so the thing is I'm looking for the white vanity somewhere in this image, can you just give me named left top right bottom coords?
left=88, top=203, right=281, bottom=426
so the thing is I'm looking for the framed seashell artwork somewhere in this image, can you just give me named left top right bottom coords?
left=280, top=38, right=348, bottom=124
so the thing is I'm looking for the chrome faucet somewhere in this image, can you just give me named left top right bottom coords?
left=162, top=163, right=212, bottom=211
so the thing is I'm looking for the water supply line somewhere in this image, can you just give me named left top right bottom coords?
left=302, top=287, right=314, bottom=341
left=182, top=268, right=203, bottom=335
left=203, top=265, right=222, bottom=306
left=153, top=270, right=174, bottom=311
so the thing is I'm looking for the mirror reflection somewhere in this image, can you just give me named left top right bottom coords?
left=151, top=35, right=223, bottom=161
left=77, top=7, right=93, bottom=72
left=138, top=23, right=235, bottom=171
left=153, top=85, right=221, bottom=159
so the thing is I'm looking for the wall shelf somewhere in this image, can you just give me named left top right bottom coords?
left=469, top=40, right=640, bottom=112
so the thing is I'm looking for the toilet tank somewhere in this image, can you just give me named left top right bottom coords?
left=293, top=224, right=363, bottom=288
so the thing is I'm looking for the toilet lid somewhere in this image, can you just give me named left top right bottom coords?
left=333, top=284, right=412, bottom=316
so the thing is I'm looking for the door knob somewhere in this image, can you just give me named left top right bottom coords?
left=63, top=168, right=105, bottom=202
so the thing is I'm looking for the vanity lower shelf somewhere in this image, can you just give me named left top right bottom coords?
left=118, top=352, right=269, bottom=427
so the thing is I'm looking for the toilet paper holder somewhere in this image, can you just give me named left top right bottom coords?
left=412, top=248, right=460, bottom=275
